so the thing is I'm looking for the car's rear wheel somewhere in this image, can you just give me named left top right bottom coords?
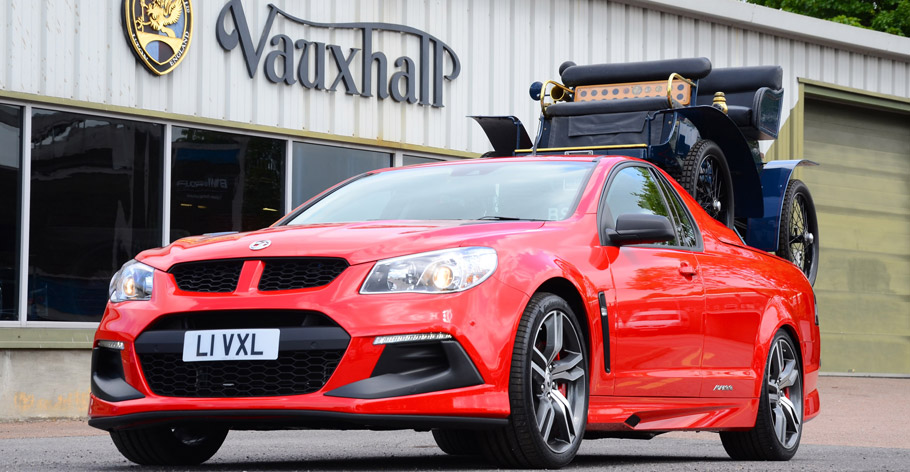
left=776, top=179, right=819, bottom=285
left=676, top=139, right=735, bottom=228
left=480, top=293, right=588, bottom=468
left=109, top=424, right=228, bottom=465
left=432, top=429, right=481, bottom=455
left=720, top=330, right=803, bottom=461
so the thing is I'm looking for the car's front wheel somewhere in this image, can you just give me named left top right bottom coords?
left=720, top=330, right=803, bottom=461
left=480, top=293, right=588, bottom=468
left=109, top=424, right=228, bottom=465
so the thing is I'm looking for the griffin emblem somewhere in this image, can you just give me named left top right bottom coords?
left=135, top=0, right=183, bottom=38
left=123, top=0, right=194, bottom=75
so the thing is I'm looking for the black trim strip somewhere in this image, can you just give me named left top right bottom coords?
left=325, top=341, right=483, bottom=399
left=599, top=291, right=611, bottom=374
left=88, top=409, right=508, bottom=432
left=91, top=347, right=145, bottom=403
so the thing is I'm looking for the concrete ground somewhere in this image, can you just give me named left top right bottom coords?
left=1, top=376, right=907, bottom=449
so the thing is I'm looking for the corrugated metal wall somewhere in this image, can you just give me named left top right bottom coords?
left=1, top=0, right=908, bottom=154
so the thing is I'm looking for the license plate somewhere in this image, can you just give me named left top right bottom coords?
left=182, top=329, right=280, bottom=362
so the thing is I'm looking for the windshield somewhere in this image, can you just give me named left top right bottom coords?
left=284, top=160, right=595, bottom=225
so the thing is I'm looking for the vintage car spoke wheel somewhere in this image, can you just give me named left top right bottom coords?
left=776, top=179, right=819, bottom=285
left=109, top=424, right=228, bottom=466
left=431, top=429, right=481, bottom=456
left=720, top=330, right=803, bottom=461
left=480, top=293, right=588, bottom=468
left=677, top=139, right=735, bottom=228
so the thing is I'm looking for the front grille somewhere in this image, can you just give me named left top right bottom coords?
left=170, top=260, right=243, bottom=293
left=138, top=350, right=344, bottom=397
left=258, top=258, right=348, bottom=291
left=135, top=311, right=350, bottom=398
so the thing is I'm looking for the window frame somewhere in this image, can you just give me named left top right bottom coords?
left=597, top=161, right=703, bottom=252
left=651, top=168, right=704, bottom=251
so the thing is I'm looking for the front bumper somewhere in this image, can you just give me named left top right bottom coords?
left=88, top=409, right=508, bottom=432
left=89, top=262, right=528, bottom=430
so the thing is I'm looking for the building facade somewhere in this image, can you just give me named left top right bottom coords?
left=1, top=0, right=908, bottom=419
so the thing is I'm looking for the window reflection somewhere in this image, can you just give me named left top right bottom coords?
left=0, top=105, right=21, bottom=321
left=606, top=167, right=671, bottom=222
left=606, top=166, right=674, bottom=247
left=28, top=109, right=163, bottom=322
left=292, top=143, right=391, bottom=207
left=655, top=174, right=699, bottom=248
left=170, top=128, right=284, bottom=240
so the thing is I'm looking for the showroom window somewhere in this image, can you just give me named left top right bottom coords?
left=0, top=105, right=21, bottom=321
left=0, top=106, right=452, bottom=325
left=292, top=143, right=392, bottom=207
left=170, top=127, right=285, bottom=239
left=28, top=109, right=164, bottom=322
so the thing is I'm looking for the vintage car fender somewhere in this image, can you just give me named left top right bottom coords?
left=469, top=115, right=534, bottom=156
left=671, top=106, right=764, bottom=219
left=746, top=160, right=820, bottom=252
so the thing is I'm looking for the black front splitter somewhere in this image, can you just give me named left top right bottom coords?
left=88, top=409, right=508, bottom=432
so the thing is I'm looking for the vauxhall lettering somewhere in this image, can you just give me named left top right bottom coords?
left=216, top=0, right=460, bottom=107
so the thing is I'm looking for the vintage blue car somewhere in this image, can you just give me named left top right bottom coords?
left=473, top=57, right=820, bottom=284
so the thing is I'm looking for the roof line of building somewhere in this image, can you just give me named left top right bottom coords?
left=621, top=0, right=910, bottom=60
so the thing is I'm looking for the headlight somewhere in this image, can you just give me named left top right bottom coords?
left=361, top=247, right=497, bottom=294
left=109, top=260, right=155, bottom=302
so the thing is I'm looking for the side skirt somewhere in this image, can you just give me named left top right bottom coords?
left=586, top=396, right=759, bottom=432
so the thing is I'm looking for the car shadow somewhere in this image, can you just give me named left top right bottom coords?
left=92, top=451, right=732, bottom=471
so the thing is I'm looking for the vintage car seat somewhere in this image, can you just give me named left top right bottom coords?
left=544, top=57, right=713, bottom=148
left=695, top=65, right=784, bottom=140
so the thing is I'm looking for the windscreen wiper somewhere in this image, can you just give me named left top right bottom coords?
left=476, top=216, right=544, bottom=221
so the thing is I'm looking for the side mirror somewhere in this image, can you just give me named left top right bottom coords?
left=607, top=213, right=675, bottom=246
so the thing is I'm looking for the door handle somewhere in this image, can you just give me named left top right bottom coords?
left=678, top=261, right=698, bottom=277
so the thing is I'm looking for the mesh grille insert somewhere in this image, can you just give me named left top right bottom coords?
left=258, top=258, right=348, bottom=291
left=170, top=260, right=243, bottom=293
left=138, top=350, right=344, bottom=397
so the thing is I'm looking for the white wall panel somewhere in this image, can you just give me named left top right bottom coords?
left=1, top=0, right=908, bottom=154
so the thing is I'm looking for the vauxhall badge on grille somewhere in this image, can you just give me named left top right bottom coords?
left=123, top=0, right=194, bottom=75
left=249, top=240, right=271, bottom=251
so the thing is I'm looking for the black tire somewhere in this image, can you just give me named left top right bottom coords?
left=676, top=139, right=735, bottom=227
left=109, top=424, right=228, bottom=465
left=776, top=179, right=819, bottom=285
left=720, top=330, right=803, bottom=461
left=432, top=429, right=481, bottom=455
left=479, top=293, right=588, bottom=468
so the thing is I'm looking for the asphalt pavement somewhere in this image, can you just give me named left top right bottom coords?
left=0, top=375, right=907, bottom=470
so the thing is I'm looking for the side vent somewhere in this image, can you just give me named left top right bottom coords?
left=599, top=291, right=610, bottom=373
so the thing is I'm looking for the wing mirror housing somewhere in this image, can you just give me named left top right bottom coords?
left=607, top=213, right=675, bottom=246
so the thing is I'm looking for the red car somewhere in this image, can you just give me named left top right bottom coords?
left=89, top=156, right=820, bottom=468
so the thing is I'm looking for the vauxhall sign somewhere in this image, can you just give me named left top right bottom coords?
left=124, top=1, right=461, bottom=107
left=216, top=0, right=461, bottom=108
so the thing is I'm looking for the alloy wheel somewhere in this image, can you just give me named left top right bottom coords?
left=766, top=336, right=803, bottom=449
left=530, top=309, right=586, bottom=453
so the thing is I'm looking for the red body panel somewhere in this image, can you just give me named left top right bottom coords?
left=90, top=156, right=820, bottom=432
